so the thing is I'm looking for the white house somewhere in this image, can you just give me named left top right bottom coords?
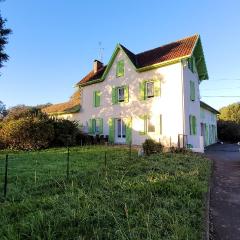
left=47, top=34, right=219, bottom=152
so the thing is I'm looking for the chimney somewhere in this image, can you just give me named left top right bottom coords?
left=93, top=60, right=103, bottom=73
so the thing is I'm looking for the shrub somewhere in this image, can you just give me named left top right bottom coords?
left=0, top=118, right=54, bottom=150
left=75, top=134, right=106, bottom=146
left=142, top=139, right=163, bottom=156
left=217, top=120, right=240, bottom=142
left=50, top=119, right=80, bottom=147
left=169, top=146, right=191, bottom=153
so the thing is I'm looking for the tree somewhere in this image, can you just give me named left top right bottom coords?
left=217, top=102, right=240, bottom=142
left=218, top=102, right=240, bottom=124
left=0, top=100, right=7, bottom=119
left=5, top=105, right=48, bottom=120
left=0, top=8, right=12, bottom=69
left=217, top=120, right=240, bottom=143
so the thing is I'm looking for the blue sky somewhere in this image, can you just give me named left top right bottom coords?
left=1, top=0, right=240, bottom=110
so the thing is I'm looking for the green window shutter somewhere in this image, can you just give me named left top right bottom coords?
left=154, top=79, right=161, bottom=97
left=188, top=57, right=194, bottom=72
left=112, top=87, right=117, bottom=104
left=116, top=60, right=124, bottom=77
left=97, top=118, right=103, bottom=134
left=108, top=118, right=115, bottom=143
left=124, top=85, right=129, bottom=103
left=160, top=114, right=162, bottom=135
left=139, top=81, right=146, bottom=100
left=209, top=125, right=212, bottom=144
left=139, top=115, right=147, bottom=135
left=126, top=117, right=132, bottom=144
left=190, top=81, right=195, bottom=101
left=190, top=116, right=197, bottom=135
left=95, top=91, right=100, bottom=107
left=189, top=115, right=192, bottom=135
left=88, top=119, right=93, bottom=134
left=92, top=119, right=96, bottom=134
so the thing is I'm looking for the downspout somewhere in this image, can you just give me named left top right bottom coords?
left=181, top=60, right=186, bottom=140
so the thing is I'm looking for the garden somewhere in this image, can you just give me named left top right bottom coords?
left=0, top=145, right=211, bottom=239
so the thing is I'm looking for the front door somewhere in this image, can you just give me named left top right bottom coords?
left=115, top=118, right=126, bottom=143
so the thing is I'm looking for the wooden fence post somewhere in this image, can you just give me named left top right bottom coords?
left=129, top=142, right=132, bottom=161
left=104, top=151, right=107, bottom=169
left=34, top=157, right=37, bottom=184
left=66, top=146, right=70, bottom=180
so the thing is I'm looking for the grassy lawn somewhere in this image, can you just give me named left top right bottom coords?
left=0, top=146, right=211, bottom=240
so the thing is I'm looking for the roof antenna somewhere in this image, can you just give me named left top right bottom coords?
left=98, top=41, right=104, bottom=62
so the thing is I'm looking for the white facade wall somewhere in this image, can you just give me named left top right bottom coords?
left=200, top=107, right=217, bottom=125
left=72, top=48, right=217, bottom=151
left=51, top=113, right=80, bottom=121
left=182, top=60, right=202, bottom=150
left=75, top=49, right=186, bottom=147
left=200, top=107, right=218, bottom=145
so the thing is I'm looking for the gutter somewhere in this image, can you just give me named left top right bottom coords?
left=77, top=56, right=190, bottom=88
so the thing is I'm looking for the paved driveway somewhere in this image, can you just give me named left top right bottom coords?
left=205, top=143, right=240, bottom=240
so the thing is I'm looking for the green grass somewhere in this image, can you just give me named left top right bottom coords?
left=0, top=146, right=211, bottom=240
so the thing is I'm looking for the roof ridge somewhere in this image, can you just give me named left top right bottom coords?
left=136, top=33, right=199, bottom=56
left=76, top=33, right=208, bottom=86
left=118, top=43, right=135, bottom=54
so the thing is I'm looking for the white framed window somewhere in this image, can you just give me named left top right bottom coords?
left=118, top=87, right=125, bottom=102
left=146, top=81, right=154, bottom=98
left=95, top=120, right=100, bottom=133
left=147, top=117, right=155, bottom=133
left=117, top=119, right=126, bottom=138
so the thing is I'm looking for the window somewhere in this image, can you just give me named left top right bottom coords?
left=118, top=87, right=125, bottom=102
left=116, top=60, right=124, bottom=77
left=188, top=56, right=196, bottom=73
left=190, top=81, right=195, bottom=101
left=112, top=86, right=129, bottom=104
left=117, top=119, right=126, bottom=138
left=147, top=117, right=155, bottom=133
left=93, top=119, right=101, bottom=133
left=146, top=81, right=154, bottom=98
left=139, top=79, right=160, bottom=100
left=139, top=115, right=162, bottom=135
left=88, top=118, right=103, bottom=134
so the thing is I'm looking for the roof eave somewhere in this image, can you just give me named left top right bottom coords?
left=200, top=101, right=220, bottom=114
left=136, top=55, right=190, bottom=72
left=190, top=35, right=209, bottom=81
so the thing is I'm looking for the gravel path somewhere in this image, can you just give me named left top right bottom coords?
left=206, top=144, right=240, bottom=240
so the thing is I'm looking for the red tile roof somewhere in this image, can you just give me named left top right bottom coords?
left=135, top=34, right=198, bottom=68
left=42, top=91, right=80, bottom=115
left=77, top=34, right=199, bottom=86
left=77, top=66, right=107, bottom=85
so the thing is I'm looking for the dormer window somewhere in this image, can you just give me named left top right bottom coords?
left=116, top=60, right=124, bottom=77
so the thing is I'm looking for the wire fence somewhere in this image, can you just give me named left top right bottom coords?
left=0, top=145, right=136, bottom=201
